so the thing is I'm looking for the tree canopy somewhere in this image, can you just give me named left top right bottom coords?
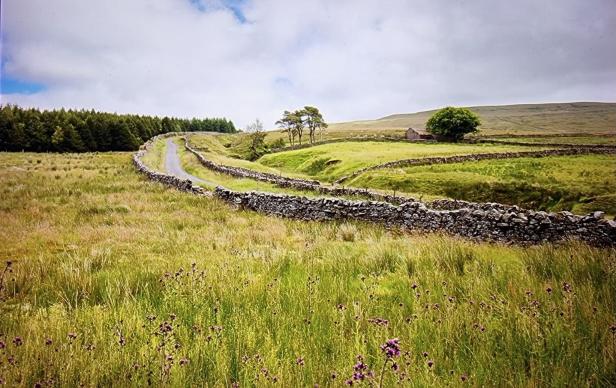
left=426, top=107, right=481, bottom=141
left=0, top=105, right=237, bottom=152
left=276, top=106, right=327, bottom=146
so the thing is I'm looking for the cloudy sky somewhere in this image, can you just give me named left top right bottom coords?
left=1, top=0, right=615, bottom=128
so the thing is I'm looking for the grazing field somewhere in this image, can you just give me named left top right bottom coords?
left=258, top=141, right=552, bottom=183
left=332, top=102, right=616, bottom=137
left=347, top=155, right=616, bottom=215
left=491, top=136, right=616, bottom=145
left=0, top=151, right=615, bottom=386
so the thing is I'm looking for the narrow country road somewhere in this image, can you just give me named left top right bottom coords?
left=164, top=139, right=216, bottom=186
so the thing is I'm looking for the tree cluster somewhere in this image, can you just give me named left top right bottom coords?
left=276, top=106, right=327, bottom=146
left=0, top=105, right=237, bottom=152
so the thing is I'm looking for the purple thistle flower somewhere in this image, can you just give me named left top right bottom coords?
left=12, top=336, right=23, bottom=346
left=380, top=338, right=400, bottom=359
left=422, top=351, right=429, bottom=358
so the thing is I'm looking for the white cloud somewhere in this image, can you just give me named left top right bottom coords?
left=2, top=0, right=615, bottom=128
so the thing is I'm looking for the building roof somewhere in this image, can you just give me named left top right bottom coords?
left=407, top=127, right=430, bottom=135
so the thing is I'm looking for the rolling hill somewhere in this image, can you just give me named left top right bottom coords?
left=326, top=102, right=616, bottom=136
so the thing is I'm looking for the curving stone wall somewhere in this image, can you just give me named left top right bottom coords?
left=184, top=137, right=419, bottom=204
left=214, top=187, right=616, bottom=246
left=134, top=134, right=616, bottom=246
left=335, top=146, right=616, bottom=184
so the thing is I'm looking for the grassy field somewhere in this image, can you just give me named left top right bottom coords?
left=258, top=141, right=552, bottom=183
left=490, top=136, right=616, bottom=145
left=347, top=155, right=616, bottom=215
left=0, top=151, right=615, bottom=386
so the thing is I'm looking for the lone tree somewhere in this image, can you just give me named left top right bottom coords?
left=426, top=107, right=480, bottom=141
left=246, top=118, right=267, bottom=160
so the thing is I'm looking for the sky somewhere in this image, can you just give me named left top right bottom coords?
left=1, top=0, right=615, bottom=128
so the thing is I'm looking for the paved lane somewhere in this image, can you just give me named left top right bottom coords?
left=164, top=139, right=216, bottom=186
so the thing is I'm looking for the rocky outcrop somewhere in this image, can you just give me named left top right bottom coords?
left=214, top=188, right=616, bottom=246
left=335, top=146, right=616, bottom=184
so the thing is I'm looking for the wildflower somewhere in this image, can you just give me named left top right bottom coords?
left=411, top=283, right=418, bottom=290
left=45, top=338, right=53, bottom=346
left=461, top=373, right=468, bottom=382
left=146, top=314, right=156, bottom=322
left=391, top=362, right=399, bottom=371
left=427, top=360, right=434, bottom=368
left=331, top=372, right=338, bottom=380
left=345, top=379, right=354, bottom=385
left=169, top=313, right=177, bottom=321
left=0, top=340, right=5, bottom=349
left=12, top=336, right=23, bottom=346
left=271, top=376, right=278, bottom=383
left=380, top=338, right=400, bottom=359
left=422, top=351, right=429, bottom=358
left=296, top=357, right=304, bottom=366
left=545, top=286, right=552, bottom=294
left=179, top=358, right=189, bottom=366
left=368, top=317, right=389, bottom=327
left=159, top=321, right=173, bottom=334
left=67, top=332, right=77, bottom=340
left=336, top=303, right=346, bottom=311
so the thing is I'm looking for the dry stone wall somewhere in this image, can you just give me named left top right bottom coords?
left=335, top=146, right=616, bottom=184
left=184, top=137, right=417, bottom=204
left=133, top=133, right=210, bottom=196
left=215, top=188, right=616, bottom=246
left=133, top=133, right=616, bottom=246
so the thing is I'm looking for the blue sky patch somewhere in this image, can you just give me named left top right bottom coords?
left=1, top=75, right=46, bottom=95
left=189, top=0, right=247, bottom=23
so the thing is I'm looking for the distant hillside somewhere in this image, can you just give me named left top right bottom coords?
left=328, top=102, right=616, bottom=136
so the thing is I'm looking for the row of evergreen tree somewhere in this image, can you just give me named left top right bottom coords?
left=0, top=105, right=237, bottom=152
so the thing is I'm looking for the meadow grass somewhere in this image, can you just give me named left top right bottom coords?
left=0, top=151, right=615, bottom=386
left=492, top=136, right=616, bottom=145
left=257, top=141, right=552, bottom=182
left=141, top=138, right=167, bottom=171
left=347, top=155, right=616, bottom=215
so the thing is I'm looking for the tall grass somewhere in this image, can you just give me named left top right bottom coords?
left=0, top=152, right=614, bottom=386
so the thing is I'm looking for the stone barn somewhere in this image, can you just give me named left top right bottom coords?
left=406, top=127, right=434, bottom=141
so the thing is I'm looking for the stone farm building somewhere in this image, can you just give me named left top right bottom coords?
left=406, top=127, right=434, bottom=140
